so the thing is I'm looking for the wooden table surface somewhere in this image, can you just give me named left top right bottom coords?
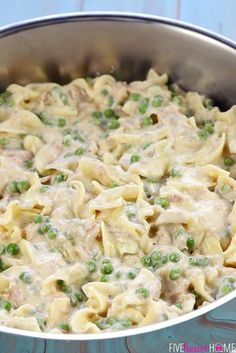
left=0, top=1, right=236, bottom=353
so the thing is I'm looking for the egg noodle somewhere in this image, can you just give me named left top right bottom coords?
left=0, top=69, right=235, bottom=334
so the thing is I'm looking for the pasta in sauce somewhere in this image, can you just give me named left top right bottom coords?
left=0, top=69, right=235, bottom=334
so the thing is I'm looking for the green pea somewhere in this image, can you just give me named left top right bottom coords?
left=101, top=262, right=113, bottom=275
left=60, top=93, right=68, bottom=105
left=0, top=244, right=5, bottom=256
left=169, top=252, right=180, bottom=262
left=169, top=268, right=182, bottom=280
left=186, top=111, right=193, bottom=118
left=143, top=185, right=151, bottom=198
left=48, top=227, right=59, bottom=239
left=204, top=98, right=214, bottom=110
left=52, top=86, right=68, bottom=105
left=170, top=167, right=181, bottom=177
left=40, top=185, right=49, bottom=193
left=0, top=138, right=9, bottom=146
left=221, top=184, right=232, bottom=193
left=189, top=257, right=198, bottom=266
left=120, top=319, right=132, bottom=328
left=87, top=260, right=97, bottom=273
left=38, top=222, right=51, bottom=234
left=19, top=272, right=33, bottom=284
left=58, top=322, right=70, bottom=333
left=197, top=129, right=209, bottom=140
left=37, top=318, right=46, bottom=331
left=74, top=130, right=85, bottom=143
left=187, top=237, right=195, bottom=252
left=74, top=291, right=84, bottom=303
left=189, top=256, right=209, bottom=267
left=162, top=314, right=169, bottom=321
left=96, top=317, right=111, bottom=330
left=156, top=196, right=170, bottom=209
left=69, top=293, right=79, bottom=307
left=101, top=89, right=108, bottom=96
left=108, top=96, right=114, bottom=107
left=9, top=180, right=18, bottom=193
left=54, top=174, right=67, bottom=183
left=24, top=160, right=33, bottom=169
left=34, top=215, right=43, bottom=224
left=61, top=284, right=72, bottom=294
left=92, top=111, right=103, bottom=119
left=142, top=117, right=153, bottom=126
left=104, top=109, right=115, bottom=118
left=151, top=251, right=162, bottom=263
left=190, top=288, right=200, bottom=300
left=56, top=279, right=64, bottom=288
left=106, top=317, right=117, bottom=326
left=17, top=180, right=30, bottom=192
left=58, top=118, right=66, bottom=128
left=223, top=277, right=235, bottom=284
left=110, top=182, right=119, bottom=188
left=123, top=143, right=132, bottom=151
left=37, top=112, right=52, bottom=126
left=203, top=122, right=214, bottom=134
left=130, top=154, right=141, bottom=163
left=198, top=257, right=209, bottom=267
left=95, top=318, right=107, bottom=330
left=139, top=98, right=149, bottom=114
left=141, top=255, right=151, bottom=267
left=1, top=299, right=11, bottom=311
left=221, top=284, right=234, bottom=295
left=129, top=92, right=141, bottom=101
left=6, top=243, right=19, bottom=256
left=0, top=259, right=8, bottom=272
left=152, top=95, right=163, bottom=107
left=100, top=274, right=109, bottom=282
left=135, top=287, right=150, bottom=298
left=115, top=271, right=121, bottom=279
left=172, top=95, right=182, bottom=105
left=63, top=135, right=73, bottom=146
left=224, top=157, right=235, bottom=167
left=143, top=142, right=152, bottom=150
left=150, top=251, right=162, bottom=269
left=56, top=280, right=72, bottom=294
left=63, top=128, right=72, bottom=135
left=107, top=119, right=120, bottom=129
left=161, top=254, right=169, bottom=264
left=44, top=216, right=50, bottom=222
left=127, top=271, right=136, bottom=280
left=175, top=302, right=183, bottom=309
left=74, top=147, right=84, bottom=156
left=0, top=91, right=14, bottom=107
left=148, top=176, right=159, bottom=183
left=10, top=180, right=30, bottom=193
left=85, top=77, right=93, bottom=84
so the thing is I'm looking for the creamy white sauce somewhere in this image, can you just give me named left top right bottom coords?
left=0, top=69, right=234, bottom=334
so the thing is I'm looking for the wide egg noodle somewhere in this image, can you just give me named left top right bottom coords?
left=0, top=69, right=234, bottom=334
